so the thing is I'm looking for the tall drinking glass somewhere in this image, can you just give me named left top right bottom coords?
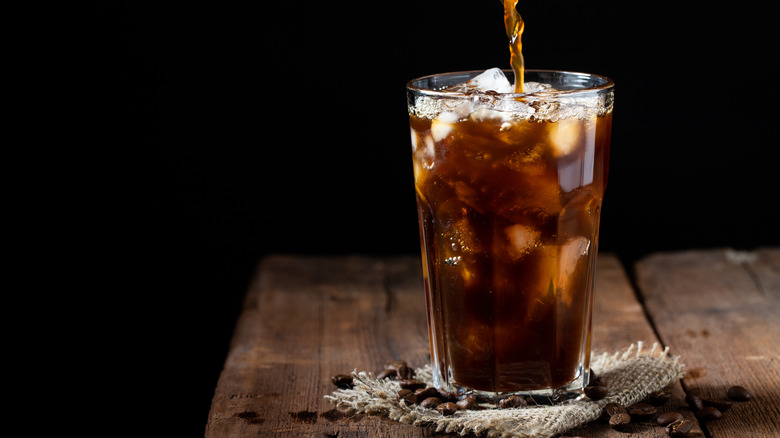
left=407, top=69, right=614, bottom=400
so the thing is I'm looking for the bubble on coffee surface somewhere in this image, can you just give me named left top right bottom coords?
left=410, top=68, right=608, bottom=122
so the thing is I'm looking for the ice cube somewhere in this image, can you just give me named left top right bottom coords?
left=431, top=110, right=459, bottom=141
left=452, top=180, right=478, bottom=209
left=548, top=117, right=581, bottom=157
left=505, top=145, right=545, bottom=175
left=504, top=224, right=540, bottom=260
left=440, top=216, right=482, bottom=287
left=446, top=217, right=481, bottom=255
left=447, top=67, right=514, bottom=94
left=456, top=321, right=492, bottom=356
left=412, top=132, right=436, bottom=178
left=410, top=127, right=420, bottom=152
left=523, top=82, right=556, bottom=94
left=557, top=236, right=590, bottom=304
left=469, top=106, right=516, bottom=124
left=560, top=236, right=590, bottom=270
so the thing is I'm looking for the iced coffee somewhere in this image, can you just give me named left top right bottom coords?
left=407, top=68, right=614, bottom=398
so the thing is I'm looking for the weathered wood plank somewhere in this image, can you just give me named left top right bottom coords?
left=205, top=254, right=686, bottom=437
left=570, top=255, right=696, bottom=438
left=634, top=247, right=780, bottom=438
left=205, top=255, right=432, bottom=437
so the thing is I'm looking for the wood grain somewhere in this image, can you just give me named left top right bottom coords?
left=634, top=247, right=780, bottom=438
left=205, top=252, right=752, bottom=437
left=205, top=255, right=432, bottom=437
left=570, top=255, right=696, bottom=437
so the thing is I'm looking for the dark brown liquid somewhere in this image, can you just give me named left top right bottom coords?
left=412, top=109, right=612, bottom=392
left=503, top=0, right=524, bottom=93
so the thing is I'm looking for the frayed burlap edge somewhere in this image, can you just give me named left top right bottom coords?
left=325, top=342, right=686, bottom=438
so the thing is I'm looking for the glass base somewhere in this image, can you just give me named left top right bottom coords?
left=432, top=364, right=589, bottom=405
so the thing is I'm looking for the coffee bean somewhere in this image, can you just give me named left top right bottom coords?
left=437, top=389, right=458, bottom=403
left=667, top=418, right=693, bottom=437
left=600, top=402, right=627, bottom=421
left=656, top=411, right=684, bottom=426
left=702, top=398, right=732, bottom=412
left=376, top=369, right=395, bottom=380
left=498, top=395, right=527, bottom=409
left=588, top=368, right=606, bottom=387
left=727, top=385, right=751, bottom=401
left=685, top=394, right=703, bottom=411
left=399, top=379, right=426, bottom=391
left=396, top=389, right=417, bottom=404
left=586, top=369, right=606, bottom=389
left=695, top=406, right=722, bottom=421
left=396, top=364, right=415, bottom=380
left=647, top=390, right=671, bottom=406
left=608, top=412, right=631, bottom=430
left=396, top=388, right=412, bottom=398
left=385, top=359, right=407, bottom=371
left=437, top=402, right=459, bottom=416
left=456, top=395, right=479, bottom=410
left=385, top=360, right=415, bottom=379
left=331, top=374, right=354, bottom=389
left=627, top=402, right=657, bottom=420
left=420, top=396, right=443, bottom=409
left=414, top=387, right=439, bottom=401
left=584, top=384, right=608, bottom=400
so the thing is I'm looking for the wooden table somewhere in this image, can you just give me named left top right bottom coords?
left=205, top=248, right=779, bottom=437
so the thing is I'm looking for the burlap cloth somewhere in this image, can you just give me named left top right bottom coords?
left=325, top=342, right=686, bottom=438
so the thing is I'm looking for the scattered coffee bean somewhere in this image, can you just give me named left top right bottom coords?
left=437, top=402, right=459, bottom=416
left=685, top=394, right=703, bottom=411
left=437, top=389, right=458, bottom=403
left=384, top=360, right=415, bottom=379
left=584, top=384, right=608, bottom=400
left=647, top=390, right=671, bottom=406
left=656, top=411, right=684, bottom=426
left=695, top=406, right=722, bottom=422
left=590, top=377, right=606, bottom=388
left=627, top=402, right=657, bottom=420
left=498, top=395, right=527, bottom=409
left=376, top=369, right=395, bottom=380
left=385, top=359, right=407, bottom=371
left=414, top=387, right=439, bottom=401
left=666, top=418, right=693, bottom=437
left=396, top=389, right=417, bottom=404
left=456, top=395, right=479, bottom=410
left=588, top=368, right=604, bottom=386
left=604, top=402, right=627, bottom=416
left=396, top=364, right=415, bottom=380
left=331, top=374, right=354, bottom=389
left=396, top=388, right=412, bottom=398
left=702, top=398, right=732, bottom=412
left=420, top=396, right=443, bottom=409
left=727, top=385, right=751, bottom=401
left=608, top=412, right=631, bottom=430
left=600, top=402, right=627, bottom=421
left=399, top=379, right=426, bottom=391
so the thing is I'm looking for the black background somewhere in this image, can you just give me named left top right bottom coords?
left=88, top=1, right=777, bottom=434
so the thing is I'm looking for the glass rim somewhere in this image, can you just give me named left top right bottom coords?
left=406, top=69, right=614, bottom=99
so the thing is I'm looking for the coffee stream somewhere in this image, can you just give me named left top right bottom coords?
left=502, top=0, right=525, bottom=93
